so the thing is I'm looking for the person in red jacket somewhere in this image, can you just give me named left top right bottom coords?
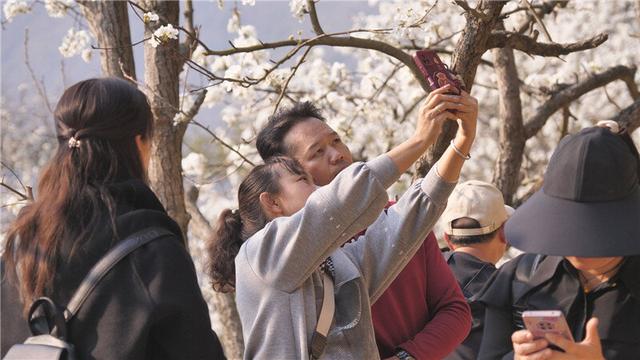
left=256, top=90, right=472, bottom=360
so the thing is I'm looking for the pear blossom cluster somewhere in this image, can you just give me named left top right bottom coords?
left=150, top=23, right=179, bottom=48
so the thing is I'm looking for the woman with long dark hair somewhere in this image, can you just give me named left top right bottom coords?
left=1, top=78, right=224, bottom=359
left=208, top=86, right=479, bottom=359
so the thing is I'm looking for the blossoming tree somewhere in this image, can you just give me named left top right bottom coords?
left=2, top=0, right=638, bottom=357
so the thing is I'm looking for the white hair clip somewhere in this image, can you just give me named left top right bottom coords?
left=68, top=137, right=81, bottom=149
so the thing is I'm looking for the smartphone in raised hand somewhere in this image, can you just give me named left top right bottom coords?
left=412, top=49, right=465, bottom=95
left=522, top=310, right=574, bottom=342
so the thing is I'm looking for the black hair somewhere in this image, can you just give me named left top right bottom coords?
left=3, top=77, right=153, bottom=313
left=448, top=218, right=500, bottom=246
left=256, top=101, right=325, bottom=160
left=207, top=156, right=307, bottom=292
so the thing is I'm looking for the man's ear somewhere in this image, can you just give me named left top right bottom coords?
left=444, top=233, right=456, bottom=250
left=497, top=225, right=507, bottom=244
left=259, top=192, right=282, bottom=218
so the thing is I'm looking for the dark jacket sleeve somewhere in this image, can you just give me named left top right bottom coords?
left=476, top=255, right=523, bottom=360
left=131, top=236, right=225, bottom=360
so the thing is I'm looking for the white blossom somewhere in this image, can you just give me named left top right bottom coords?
left=3, top=0, right=31, bottom=22
left=81, top=48, right=92, bottom=63
left=150, top=24, right=179, bottom=48
left=44, top=0, right=73, bottom=18
left=241, top=0, right=256, bottom=6
left=58, top=28, right=91, bottom=58
left=289, top=0, right=307, bottom=20
left=227, top=9, right=240, bottom=33
left=182, top=152, right=208, bottom=181
left=142, top=11, right=159, bottom=23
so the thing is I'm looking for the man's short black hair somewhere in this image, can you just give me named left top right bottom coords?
left=449, top=218, right=499, bottom=246
left=256, top=101, right=325, bottom=161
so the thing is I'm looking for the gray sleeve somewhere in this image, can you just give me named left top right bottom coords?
left=241, top=155, right=400, bottom=293
left=341, top=165, right=456, bottom=303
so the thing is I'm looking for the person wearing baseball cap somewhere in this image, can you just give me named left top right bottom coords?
left=478, top=125, right=640, bottom=360
left=441, top=180, right=514, bottom=360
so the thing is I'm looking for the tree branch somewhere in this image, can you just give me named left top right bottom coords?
left=491, top=22, right=526, bottom=205
left=273, top=46, right=313, bottom=114
left=524, top=65, right=638, bottom=138
left=205, top=32, right=427, bottom=90
left=454, top=0, right=490, bottom=21
left=613, top=98, right=640, bottom=133
left=306, top=0, right=324, bottom=35
left=487, top=31, right=608, bottom=57
left=191, top=120, right=256, bottom=167
left=185, top=185, right=213, bottom=242
left=515, top=0, right=567, bottom=35
left=522, top=0, right=552, bottom=42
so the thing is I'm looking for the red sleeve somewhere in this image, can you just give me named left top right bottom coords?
left=398, top=233, right=471, bottom=359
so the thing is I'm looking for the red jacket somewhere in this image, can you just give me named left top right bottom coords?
left=371, top=231, right=471, bottom=359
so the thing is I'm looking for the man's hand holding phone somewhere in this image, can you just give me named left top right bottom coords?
left=512, top=316, right=605, bottom=360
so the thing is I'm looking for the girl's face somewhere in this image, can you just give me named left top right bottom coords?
left=274, top=169, right=318, bottom=217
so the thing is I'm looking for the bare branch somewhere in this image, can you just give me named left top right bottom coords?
left=491, top=22, right=526, bottom=205
left=522, top=0, right=553, bottom=42
left=191, top=120, right=256, bottom=167
left=273, top=46, right=313, bottom=115
left=454, top=0, right=490, bottom=21
left=487, top=31, right=608, bottom=57
left=515, top=0, right=566, bottom=35
left=306, top=0, right=324, bottom=35
left=175, top=89, right=207, bottom=129
left=185, top=185, right=213, bottom=242
left=524, top=65, right=638, bottom=138
left=24, top=29, right=53, bottom=115
left=613, top=98, right=640, bottom=133
left=204, top=31, right=426, bottom=90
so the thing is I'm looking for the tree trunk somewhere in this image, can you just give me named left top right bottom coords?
left=491, top=24, right=526, bottom=206
left=417, top=0, right=506, bottom=176
left=78, top=1, right=136, bottom=80
left=210, top=292, right=244, bottom=359
left=140, top=0, right=189, bottom=238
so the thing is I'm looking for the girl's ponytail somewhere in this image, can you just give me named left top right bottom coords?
left=208, top=209, right=244, bottom=292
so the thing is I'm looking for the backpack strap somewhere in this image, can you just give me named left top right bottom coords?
left=63, top=227, right=174, bottom=321
left=309, top=272, right=335, bottom=360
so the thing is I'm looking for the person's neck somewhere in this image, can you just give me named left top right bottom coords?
left=578, top=258, right=624, bottom=291
left=454, top=244, right=500, bottom=265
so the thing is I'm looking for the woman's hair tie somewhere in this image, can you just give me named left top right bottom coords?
left=68, top=136, right=82, bottom=149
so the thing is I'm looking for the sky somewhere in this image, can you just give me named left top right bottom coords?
left=1, top=1, right=376, bottom=120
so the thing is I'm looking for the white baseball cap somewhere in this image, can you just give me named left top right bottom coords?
left=442, top=180, right=514, bottom=237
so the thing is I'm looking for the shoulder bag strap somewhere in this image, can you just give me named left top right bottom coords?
left=309, top=272, right=335, bottom=360
left=63, top=227, right=174, bottom=321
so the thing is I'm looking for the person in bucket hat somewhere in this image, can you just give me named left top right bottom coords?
left=477, top=125, right=640, bottom=360
left=440, top=180, right=514, bottom=360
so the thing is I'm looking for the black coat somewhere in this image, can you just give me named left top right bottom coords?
left=443, top=251, right=497, bottom=360
left=1, top=180, right=225, bottom=360
left=478, top=254, right=640, bottom=360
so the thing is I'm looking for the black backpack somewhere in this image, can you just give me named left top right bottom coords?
left=3, top=227, right=172, bottom=360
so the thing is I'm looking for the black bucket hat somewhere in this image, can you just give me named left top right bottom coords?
left=506, top=126, right=640, bottom=257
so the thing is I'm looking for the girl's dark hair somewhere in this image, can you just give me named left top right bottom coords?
left=208, top=156, right=306, bottom=292
left=3, top=78, right=153, bottom=312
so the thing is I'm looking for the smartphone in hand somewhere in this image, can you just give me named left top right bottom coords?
left=412, top=49, right=465, bottom=95
left=522, top=310, right=574, bottom=342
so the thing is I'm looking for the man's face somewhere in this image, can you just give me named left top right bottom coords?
left=283, top=117, right=353, bottom=186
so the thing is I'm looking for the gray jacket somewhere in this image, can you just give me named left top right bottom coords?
left=235, top=155, right=456, bottom=359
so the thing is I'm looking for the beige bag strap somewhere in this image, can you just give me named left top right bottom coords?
left=309, top=272, right=335, bottom=359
